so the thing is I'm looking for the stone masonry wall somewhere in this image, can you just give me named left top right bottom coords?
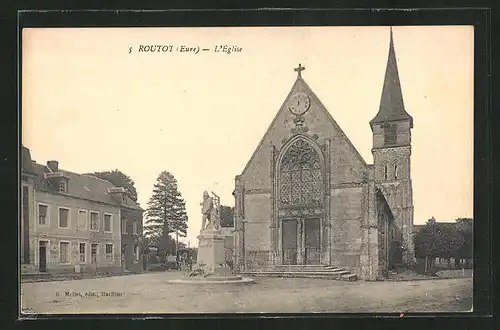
left=330, top=186, right=365, bottom=273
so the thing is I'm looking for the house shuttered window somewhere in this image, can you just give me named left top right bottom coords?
left=38, top=205, right=48, bottom=225
left=60, top=242, right=70, bottom=264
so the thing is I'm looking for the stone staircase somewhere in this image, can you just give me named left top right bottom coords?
left=241, top=264, right=358, bottom=281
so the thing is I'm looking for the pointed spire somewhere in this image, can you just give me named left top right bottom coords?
left=370, top=27, right=413, bottom=128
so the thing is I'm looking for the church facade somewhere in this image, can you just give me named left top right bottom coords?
left=232, top=29, right=415, bottom=280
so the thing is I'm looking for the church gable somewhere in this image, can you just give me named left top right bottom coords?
left=241, top=66, right=368, bottom=189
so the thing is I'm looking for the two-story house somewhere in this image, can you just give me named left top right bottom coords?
left=30, top=157, right=142, bottom=274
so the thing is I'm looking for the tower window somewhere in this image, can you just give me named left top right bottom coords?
left=383, top=124, right=397, bottom=145
left=394, top=164, right=398, bottom=180
left=384, top=165, right=388, bottom=180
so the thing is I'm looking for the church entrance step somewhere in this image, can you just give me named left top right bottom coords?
left=271, top=265, right=340, bottom=272
left=240, top=270, right=358, bottom=281
left=241, top=264, right=358, bottom=281
left=268, top=268, right=346, bottom=273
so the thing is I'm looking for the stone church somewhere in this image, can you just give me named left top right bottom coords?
left=232, top=29, right=414, bottom=280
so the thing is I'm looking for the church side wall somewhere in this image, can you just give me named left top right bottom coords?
left=243, top=192, right=271, bottom=269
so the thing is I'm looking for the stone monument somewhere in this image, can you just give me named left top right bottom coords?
left=196, top=191, right=226, bottom=274
left=167, top=190, right=254, bottom=284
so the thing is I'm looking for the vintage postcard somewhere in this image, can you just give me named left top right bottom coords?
left=20, top=25, right=473, bottom=314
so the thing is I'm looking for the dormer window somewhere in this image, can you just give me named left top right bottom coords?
left=383, top=123, right=397, bottom=145
left=59, top=180, right=67, bottom=193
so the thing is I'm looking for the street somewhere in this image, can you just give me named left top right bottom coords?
left=21, top=271, right=472, bottom=314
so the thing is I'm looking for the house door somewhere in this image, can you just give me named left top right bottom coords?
left=282, top=219, right=298, bottom=265
left=304, top=218, right=320, bottom=264
left=39, top=241, right=47, bottom=272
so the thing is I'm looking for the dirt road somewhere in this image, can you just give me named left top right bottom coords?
left=21, top=272, right=473, bottom=314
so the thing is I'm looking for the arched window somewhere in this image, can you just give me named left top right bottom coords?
left=279, top=139, right=322, bottom=208
left=384, top=164, right=388, bottom=180
left=394, top=163, right=399, bottom=180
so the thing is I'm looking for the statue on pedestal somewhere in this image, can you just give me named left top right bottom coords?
left=200, top=190, right=222, bottom=232
left=167, top=189, right=254, bottom=284
left=200, top=191, right=213, bottom=231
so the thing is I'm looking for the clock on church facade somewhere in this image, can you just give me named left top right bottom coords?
left=232, top=30, right=414, bottom=281
left=287, top=92, right=311, bottom=116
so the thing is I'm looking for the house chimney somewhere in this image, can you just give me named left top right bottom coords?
left=47, top=160, right=59, bottom=172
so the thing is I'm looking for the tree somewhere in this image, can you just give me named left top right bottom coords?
left=220, top=205, right=234, bottom=227
left=87, top=169, right=139, bottom=202
left=414, top=219, right=440, bottom=259
left=414, top=217, right=472, bottom=273
left=414, top=218, right=449, bottom=273
left=143, top=171, right=188, bottom=261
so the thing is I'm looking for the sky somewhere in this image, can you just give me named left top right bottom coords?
left=22, top=26, right=474, bottom=247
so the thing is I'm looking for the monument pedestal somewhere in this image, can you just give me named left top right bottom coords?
left=196, top=229, right=225, bottom=274
left=168, top=227, right=254, bottom=284
left=167, top=190, right=254, bottom=285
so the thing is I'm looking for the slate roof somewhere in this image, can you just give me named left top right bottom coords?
left=21, top=146, right=36, bottom=175
left=32, top=162, right=143, bottom=211
left=370, top=28, right=413, bottom=128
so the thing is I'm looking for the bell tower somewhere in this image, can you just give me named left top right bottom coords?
left=370, top=27, right=414, bottom=266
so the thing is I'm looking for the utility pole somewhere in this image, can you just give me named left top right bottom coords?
left=175, top=230, right=178, bottom=254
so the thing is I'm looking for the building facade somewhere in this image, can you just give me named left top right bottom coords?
left=21, top=146, right=37, bottom=270
left=23, top=151, right=143, bottom=274
left=120, top=206, right=145, bottom=273
left=233, top=29, right=414, bottom=280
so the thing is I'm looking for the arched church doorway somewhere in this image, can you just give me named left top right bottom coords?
left=389, top=241, right=403, bottom=269
left=278, top=138, right=324, bottom=265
